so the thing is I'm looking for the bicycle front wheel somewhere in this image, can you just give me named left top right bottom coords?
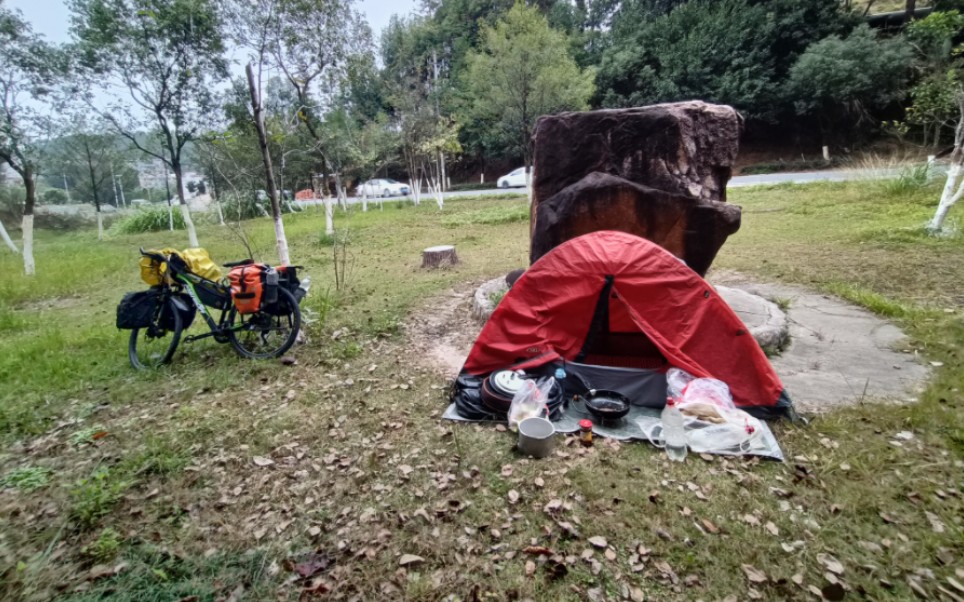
left=129, top=298, right=183, bottom=369
left=227, top=287, right=301, bottom=360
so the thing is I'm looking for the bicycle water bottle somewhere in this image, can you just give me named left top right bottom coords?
left=661, top=397, right=688, bottom=462
left=264, top=267, right=279, bottom=305
left=295, top=276, right=311, bottom=302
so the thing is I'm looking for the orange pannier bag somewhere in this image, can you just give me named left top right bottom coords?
left=229, top=264, right=267, bottom=314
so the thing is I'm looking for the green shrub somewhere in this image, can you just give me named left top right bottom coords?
left=70, top=467, right=133, bottom=530
left=81, top=528, right=123, bottom=563
left=112, top=206, right=186, bottom=234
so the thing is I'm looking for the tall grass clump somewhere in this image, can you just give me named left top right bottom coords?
left=881, top=162, right=931, bottom=196
left=112, top=206, right=185, bottom=234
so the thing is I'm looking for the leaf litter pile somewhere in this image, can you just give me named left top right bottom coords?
left=0, top=289, right=962, bottom=601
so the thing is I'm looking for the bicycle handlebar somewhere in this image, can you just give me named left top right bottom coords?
left=139, top=247, right=168, bottom=264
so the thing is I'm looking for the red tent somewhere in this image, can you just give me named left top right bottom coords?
left=458, top=230, right=793, bottom=418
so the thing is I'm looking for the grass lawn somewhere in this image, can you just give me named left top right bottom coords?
left=0, top=182, right=962, bottom=601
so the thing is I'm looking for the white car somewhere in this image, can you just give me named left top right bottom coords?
left=497, top=167, right=530, bottom=188
left=357, top=178, right=410, bottom=197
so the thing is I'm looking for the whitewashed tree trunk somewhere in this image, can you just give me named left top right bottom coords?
left=411, top=176, right=422, bottom=206
left=324, top=197, right=334, bottom=236
left=525, top=166, right=533, bottom=206
left=274, top=213, right=290, bottom=265
left=22, top=214, right=35, bottom=276
left=928, top=161, right=964, bottom=232
left=0, top=217, right=18, bottom=253
left=179, top=203, right=199, bottom=247
left=96, top=210, right=104, bottom=241
left=361, top=189, right=368, bottom=212
left=246, top=63, right=289, bottom=265
left=929, top=95, right=964, bottom=234
left=215, top=199, right=225, bottom=225
left=168, top=200, right=174, bottom=231
left=333, top=174, right=349, bottom=212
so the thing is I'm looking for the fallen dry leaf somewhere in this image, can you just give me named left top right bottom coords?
left=399, top=554, right=424, bottom=567
left=925, top=511, right=945, bottom=534
left=742, top=564, right=768, bottom=584
left=791, top=573, right=804, bottom=586
left=285, top=552, right=332, bottom=579
left=604, top=548, right=616, bottom=562
left=765, top=521, right=779, bottom=536
left=817, top=553, right=845, bottom=576
left=501, top=464, right=513, bottom=477
left=534, top=477, right=545, bottom=488
left=525, top=560, right=536, bottom=576
left=701, top=518, right=719, bottom=534
left=523, top=546, right=554, bottom=556
left=252, top=456, right=274, bottom=467
left=588, top=536, right=608, bottom=549
left=743, top=514, right=761, bottom=526
left=907, top=576, right=929, bottom=599
left=507, top=489, right=520, bottom=504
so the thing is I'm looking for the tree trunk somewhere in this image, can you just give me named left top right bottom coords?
left=439, top=151, right=447, bottom=192
left=333, top=172, right=348, bottom=212
left=97, top=209, right=104, bottom=241
left=524, top=159, right=533, bottom=206
left=22, top=213, right=34, bottom=276
left=928, top=100, right=964, bottom=233
left=324, top=197, right=334, bottom=236
left=928, top=158, right=963, bottom=232
left=247, top=63, right=290, bottom=266
left=22, top=168, right=36, bottom=275
left=905, top=0, right=916, bottom=23
left=171, top=160, right=199, bottom=247
left=0, top=217, right=18, bottom=253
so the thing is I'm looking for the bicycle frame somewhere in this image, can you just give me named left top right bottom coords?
left=173, top=272, right=237, bottom=344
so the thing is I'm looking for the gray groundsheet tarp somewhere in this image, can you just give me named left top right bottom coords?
left=442, top=397, right=784, bottom=461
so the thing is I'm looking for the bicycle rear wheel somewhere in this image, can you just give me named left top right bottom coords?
left=227, top=287, right=301, bottom=360
left=129, top=298, right=183, bottom=369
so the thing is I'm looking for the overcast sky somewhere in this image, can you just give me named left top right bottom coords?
left=7, top=0, right=420, bottom=47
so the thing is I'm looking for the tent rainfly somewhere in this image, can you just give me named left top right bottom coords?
left=453, top=230, right=794, bottom=420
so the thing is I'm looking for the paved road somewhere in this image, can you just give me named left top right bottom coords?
left=293, top=167, right=942, bottom=208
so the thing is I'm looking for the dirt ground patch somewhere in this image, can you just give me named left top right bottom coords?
left=404, top=280, right=483, bottom=378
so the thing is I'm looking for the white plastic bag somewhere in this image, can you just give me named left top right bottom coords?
left=684, top=407, right=765, bottom=454
left=667, top=368, right=736, bottom=411
left=508, top=377, right=555, bottom=430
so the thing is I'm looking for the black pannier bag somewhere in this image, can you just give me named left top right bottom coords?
left=160, top=293, right=196, bottom=330
left=116, top=290, right=160, bottom=329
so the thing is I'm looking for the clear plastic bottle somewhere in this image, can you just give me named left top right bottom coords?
left=295, top=276, right=311, bottom=302
left=661, top=397, right=688, bottom=462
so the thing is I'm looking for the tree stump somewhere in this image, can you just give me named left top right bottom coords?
left=422, top=245, right=459, bottom=269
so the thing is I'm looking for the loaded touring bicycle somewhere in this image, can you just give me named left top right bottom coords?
left=116, top=248, right=309, bottom=369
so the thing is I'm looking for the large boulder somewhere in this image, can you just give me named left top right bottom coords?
left=531, top=172, right=741, bottom=276
left=530, top=101, right=743, bottom=274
